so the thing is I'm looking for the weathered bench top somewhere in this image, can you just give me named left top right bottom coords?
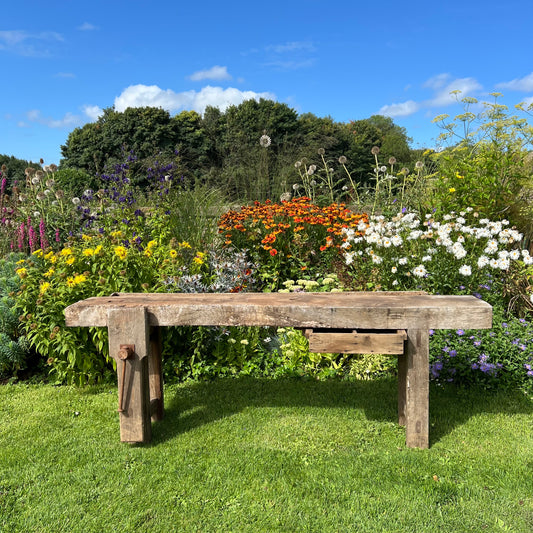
left=65, top=292, right=492, bottom=330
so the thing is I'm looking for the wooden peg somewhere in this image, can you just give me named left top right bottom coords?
left=118, top=344, right=134, bottom=413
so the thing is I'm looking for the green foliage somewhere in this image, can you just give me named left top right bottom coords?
left=430, top=93, right=533, bottom=240
left=52, top=168, right=99, bottom=197
left=430, top=303, right=533, bottom=393
left=0, top=155, right=40, bottom=187
left=0, top=255, right=30, bottom=377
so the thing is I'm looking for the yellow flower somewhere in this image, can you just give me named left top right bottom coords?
left=110, top=230, right=123, bottom=238
left=449, top=187, right=456, bottom=193
left=169, top=249, right=177, bottom=258
left=455, top=171, right=464, bottom=179
left=66, top=256, right=75, bottom=265
left=179, top=241, right=192, bottom=249
left=60, top=248, right=73, bottom=256
left=147, top=240, right=157, bottom=249
left=16, top=259, right=26, bottom=265
left=144, top=249, right=153, bottom=258
left=94, top=245, right=103, bottom=255
left=44, top=251, right=54, bottom=261
left=66, top=274, right=87, bottom=288
left=114, top=246, right=128, bottom=260
left=81, top=234, right=93, bottom=241
left=32, top=249, right=44, bottom=258
left=82, top=248, right=95, bottom=257
left=43, top=267, right=55, bottom=278
left=39, top=281, right=51, bottom=294
left=16, top=267, right=27, bottom=278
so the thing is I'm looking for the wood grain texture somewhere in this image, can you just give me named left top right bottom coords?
left=65, top=292, right=492, bottom=330
left=108, top=308, right=151, bottom=443
left=305, top=329, right=407, bottom=354
left=405, top=329, right=430, bottom=449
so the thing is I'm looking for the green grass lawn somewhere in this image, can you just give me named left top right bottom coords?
left=1, top=378, right=532, bottom=532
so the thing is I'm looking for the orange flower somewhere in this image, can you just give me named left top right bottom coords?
left=270, top=249, right=278, bottom=256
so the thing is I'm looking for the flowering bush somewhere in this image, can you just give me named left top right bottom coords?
left=13, top=229, right=259, bottom=383
left=219, top=197, right=367, bottom=289
left=0, top=165, right=79, bottom=255
left=342, top=209, right=531, bottom=297
left=430, top=304, right=533, bottom=393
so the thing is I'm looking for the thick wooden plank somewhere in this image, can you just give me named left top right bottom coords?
left=305, top=329, right=407, bottom=354
left=65, top=292, right=492, bottom=330
left=405, top=329, right=430, bottom=449
left=108, top=308, right=151, bottom=443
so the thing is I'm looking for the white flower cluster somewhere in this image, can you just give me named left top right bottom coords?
left=342, top=210, right=531, bottom=284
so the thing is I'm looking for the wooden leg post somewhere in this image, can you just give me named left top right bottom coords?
left=405, top=329, right=429, bottom=449
left=397, top=352, right=407, bottom=427
left=108, top=307, right=152, bottom=443
left=149, top=327, right=164, bottom=421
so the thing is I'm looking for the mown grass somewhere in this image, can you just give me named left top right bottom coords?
left=1, top=378, right=532, bottom=532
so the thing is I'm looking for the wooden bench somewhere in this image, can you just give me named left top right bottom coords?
left=64, top=292, right=492, bottom=449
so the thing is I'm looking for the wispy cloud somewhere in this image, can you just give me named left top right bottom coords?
left=379, top=74, right=483, bottom=118
left=264, top=59, right=316, bottom=70
left=0, top=30, right=63, bottom=56
left=496, top=72, right=533, bottom=92
left=245, top=40, right=317, bottom=71
left=77, top=22, right=98, bottom=31
left=55, top=72, right=76, bottom=79
left=114, top=84, right=275, bottom=114
left=188, top=65, right=232, bottom=82
left=265, top=41, right=316, bottom=54
left=379, top=101, right=420, bottom=118
left=22, top=105, right=102, bottom=129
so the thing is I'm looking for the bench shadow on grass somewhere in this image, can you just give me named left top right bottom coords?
left=150, top=377, right=533, bottom=447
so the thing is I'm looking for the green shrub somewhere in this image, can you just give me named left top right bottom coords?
left=0, top=255, right=30, bottom=378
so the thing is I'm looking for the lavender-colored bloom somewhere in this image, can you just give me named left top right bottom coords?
left=449, top=350, right=457, bottom=357
left=456, top=329, right=465, bottom=336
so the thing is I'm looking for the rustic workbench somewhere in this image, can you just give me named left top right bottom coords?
left=64, top=292, right=492, bottom=448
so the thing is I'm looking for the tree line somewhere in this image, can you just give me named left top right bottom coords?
left=3, top=99, right=423, bottom=202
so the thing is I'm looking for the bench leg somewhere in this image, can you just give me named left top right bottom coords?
left=397, top=352, right=407, bottom=427
left=149, top=327, right=164, bottom=421
left=404, top=329, right=429, bottom=449
left=108, top=308, right=152, bottom=443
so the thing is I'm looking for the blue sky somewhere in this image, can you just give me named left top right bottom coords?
left=2, top=0, right=533, bottom=166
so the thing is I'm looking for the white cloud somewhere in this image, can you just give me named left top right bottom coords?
left=23, top=105, right=102, bottom=128
left=379, top=100, right=420, bottom=118
left=26, top=109, right=80, bottom=128
left=114, top=84, right=276, bottom=114
left=379, top=74, right=483, bottom=119
left=426, top=77, right=482, bottom=106
left=0, top=30, right=63, bottom=56
left=82, top=105, right=103, bottom=121
left=78, top=22, right=98, bottom=31
left=188, top=65, right=232, bottom=81
left=423, top=73, right=451, bottom=90
left=496, top=72, right=533, bottom=92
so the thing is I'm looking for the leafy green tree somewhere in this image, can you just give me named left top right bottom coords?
left=0, top=155, right=40, bottom=187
